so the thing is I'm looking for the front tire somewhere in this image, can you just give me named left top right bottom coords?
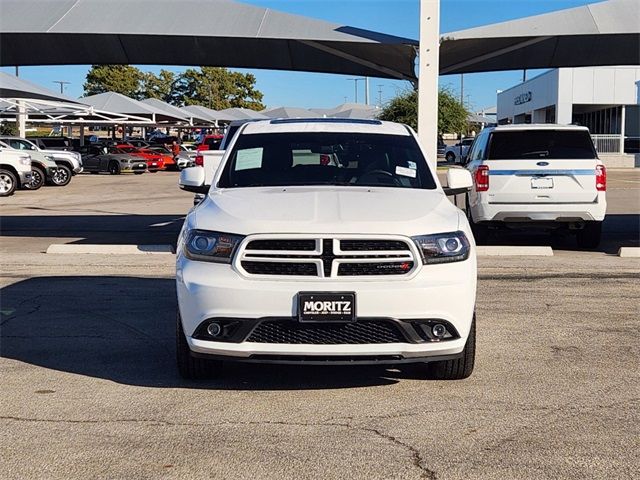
left=50, top=165, right=72, bottom=186
left=24, top=166, right=45, bottom=190
left=176, top=312, right=222, bottom=379
left=427, top=314, right=476, bottom=380
left=108, top=161, right=121, bottom=175
left=576, top=221, right=602, bottom=249
left=0, top=169, right=17, bottom=196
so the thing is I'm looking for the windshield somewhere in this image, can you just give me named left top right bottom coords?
left=218, top=132, right=436, bottom=190
left=115, top=146, right=137, bottom=153
left=488, top=130, right=597, bottom=159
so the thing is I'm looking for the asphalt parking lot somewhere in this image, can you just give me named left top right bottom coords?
left=1, top=170, right=639, bottom=479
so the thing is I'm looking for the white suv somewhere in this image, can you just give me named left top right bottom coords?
left=464, top=124, right=606, bottom=248
left=0, top=146, right=32, bottom=196
left=176, top=119, right=477, bottom=380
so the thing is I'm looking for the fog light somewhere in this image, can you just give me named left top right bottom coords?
left=432, top=324, right=447, bottom=338
left=206, top=322, right=222, bottom=337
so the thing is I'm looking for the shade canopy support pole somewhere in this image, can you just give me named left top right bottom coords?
left=418, top=0, right=440, bottom=169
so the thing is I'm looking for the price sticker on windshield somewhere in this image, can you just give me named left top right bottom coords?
left=395, top=166, right=417, bottom=178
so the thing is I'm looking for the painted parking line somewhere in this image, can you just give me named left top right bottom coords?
left=46, top=244, right=174, bottom=255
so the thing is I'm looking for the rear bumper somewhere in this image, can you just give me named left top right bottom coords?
left=473, top=199, right=606, bottom=223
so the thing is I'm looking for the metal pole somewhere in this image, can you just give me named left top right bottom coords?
left=15, top=66, right=19, bottom=77
left=378, top=85, right=384, bottom=107
left=355, top=80, right=358, bottom=103
left=17, top=100, right=26, bottom=138
left=365, top=77, right=370, bottom=105
left=417, top=0, right=440, bottom=169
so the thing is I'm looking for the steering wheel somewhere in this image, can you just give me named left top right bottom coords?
left=356, top=169, right=403, bottom=187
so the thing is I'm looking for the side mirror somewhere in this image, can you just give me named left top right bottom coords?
left=179, top=167, right=208, bottom=194
left=443, top=168, right=473, bottom=196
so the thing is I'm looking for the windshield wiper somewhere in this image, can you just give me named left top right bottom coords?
left=520, top=150, right=549, bottom=158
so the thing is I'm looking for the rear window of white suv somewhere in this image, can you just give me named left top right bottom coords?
left=219, top=132, right=437, bottom=190
left=488, top=130, right=597, bottom=160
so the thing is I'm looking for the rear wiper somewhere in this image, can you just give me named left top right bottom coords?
left=520, top=150, right=549, bottom=158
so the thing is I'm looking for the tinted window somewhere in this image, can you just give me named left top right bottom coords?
left=219, top=132, right=436, bottom=190
left=488, top=130, right=597, bottom=159
left=9, top=139, right=37, bottom=151
left=41, top=138, right=70, bottom=148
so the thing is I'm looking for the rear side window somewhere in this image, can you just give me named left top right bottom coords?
left=488, top=130, right=597, bottom=160
left=41, top=138, right=70, bottom=148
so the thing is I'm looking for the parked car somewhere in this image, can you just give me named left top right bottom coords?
left=112, top=145, right=165, bottom=172
left=28, top=136, right=74, bottom=151
left=175, top=118, right=476, bottom=380
left=0, top=146, right=32, bottom=196
left=78, top=145, right=147, bottom=175
left=124, top=138, right=150, bottom=148
left=146, top=146, right=179, bottom=170
left=444, top=138, right=475, bottom=163
left=0, top=136, right=78, bottom=187
left=463, top=124, right=606, bottom=248
left=0, top=137, right=58, bottom=190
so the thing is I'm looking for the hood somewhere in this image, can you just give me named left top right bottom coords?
left=110, top=154, right=141, bottom=162
left=193, top=187, right=460, bottom=236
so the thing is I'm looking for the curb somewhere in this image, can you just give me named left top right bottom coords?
left=618, top=247, right=640, bottom=258
left=476, top=246, right=554, bottom=257
left=46, top=244, right=174, bottom=255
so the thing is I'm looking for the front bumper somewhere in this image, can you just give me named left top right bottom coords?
left=122, top=163, right=147, bottom=173
left=177, top=254, right=476, bottom=361
left=17, top=170, right=32, bottom=186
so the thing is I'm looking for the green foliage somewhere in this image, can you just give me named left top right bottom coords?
left=378, top=88, right=468, bottom=134
left=84, top=65, right=264, bottom=110
left=84, top=65, right=144, bottom=98
left=140, top=69, right=177, bottom=103
left=0, top=123, right=17, bottom=136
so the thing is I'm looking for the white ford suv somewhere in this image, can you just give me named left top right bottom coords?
left=464, top=124, right=606, bottom=248
left=177, top=119, right=477, bottom=380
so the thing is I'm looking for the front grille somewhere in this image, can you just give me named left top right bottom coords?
left=246, top=239, right=316, bottom=251
left=241, top=261, right=317, bottom=276
left=338, top=261, right=415, bottom=276
left=247, top=320, right=406, bottom=344
left=340, top=240, right=409, bottom=251
left=239, top=236, right=416, bottom=278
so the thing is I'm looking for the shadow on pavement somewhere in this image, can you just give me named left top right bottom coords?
left=475, top=213, right=640, bottom=254
left=0, top=276, right=414, bottom=390
left=0, top=214, right=185, bottom=247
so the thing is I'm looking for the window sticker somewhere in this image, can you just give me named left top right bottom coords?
left=235, top=148, right=263, bottom=171
left=407, top=161, right=417, bottom=170
left=395, top=166, right=417, bottom=178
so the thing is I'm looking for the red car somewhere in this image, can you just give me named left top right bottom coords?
left=196, top=134, right=223, bottom=152
left=113, top=145, right=165, bottom=172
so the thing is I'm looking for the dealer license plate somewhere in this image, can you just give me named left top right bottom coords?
left=531, top=177, right=554, bottom=189
left=298, top=292, right=356, bottom=323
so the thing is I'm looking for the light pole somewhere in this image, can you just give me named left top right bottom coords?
left=52, top=81, right=70, bottom=94
left=347, top=78, right=365, bottom=104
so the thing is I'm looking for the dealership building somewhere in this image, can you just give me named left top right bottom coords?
left=497, top=66, right=640, bottom=165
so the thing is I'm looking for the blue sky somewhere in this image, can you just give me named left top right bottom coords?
left=1, top=0, right=595, bottom=111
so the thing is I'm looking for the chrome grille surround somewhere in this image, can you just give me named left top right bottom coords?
left=235, top=234, right=419, bottom=280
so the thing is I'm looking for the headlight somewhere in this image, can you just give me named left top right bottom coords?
left=184, top=230, right=244, bottom=263
left=412, top=231, right=471, bottom=264
left=19, top=156, right=31, bottom=166
left=45, top=155, right=55, bottom=162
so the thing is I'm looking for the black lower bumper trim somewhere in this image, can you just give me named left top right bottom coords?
left=190, top=352, right=463, bottom=365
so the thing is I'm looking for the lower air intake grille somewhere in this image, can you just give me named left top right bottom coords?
left=247, top=320, right=406, bottom=344
left=241, top=261, right=317, bottom=276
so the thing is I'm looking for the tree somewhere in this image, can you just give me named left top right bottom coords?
left=378, top=88, right=468, bottom=135
left=174, top=67, right=264, bottom=110
left=84, top=65, right=144, bottom=98
left=140, top=69, right=177, bottom=103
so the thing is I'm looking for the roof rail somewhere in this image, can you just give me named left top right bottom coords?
left=270, top=118, right=382, bottom=125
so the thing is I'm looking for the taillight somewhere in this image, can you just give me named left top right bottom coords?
left=596, top=164, right=606, bottom=191
left=474, top=165, right=489, bottom=192
left=195, top=154, right=204, bottom=167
